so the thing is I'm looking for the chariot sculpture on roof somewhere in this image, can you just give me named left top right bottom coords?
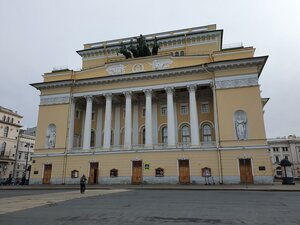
left=117, top=34, right=160, bottom=59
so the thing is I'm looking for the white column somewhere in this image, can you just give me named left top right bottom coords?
left=144, top=89, right=153, bottom=146
left=95, top=106, right=103, bottom=148
left=152, top=101, right=158, bottom=145
left=124, top=91, right=132, bottom=147
left=132, top=104, right=139, bottom=145
left=103, top=93, right=112, bottom=149
left=114, top=105, right=121, bottom=146
left=67, top=97, right=76, bottom=150
left=165, top=87, right=176, bottom=146
left=188, top=84, right=200, bottom=146
left=83, top=95, right=93, bottom=149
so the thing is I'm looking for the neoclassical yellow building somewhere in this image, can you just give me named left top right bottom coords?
left=31, top=24, right=273, bottom=185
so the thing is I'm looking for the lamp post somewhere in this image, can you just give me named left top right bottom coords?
left=24, top=143, right=33, bottom=185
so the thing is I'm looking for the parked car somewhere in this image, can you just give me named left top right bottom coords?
left=0, top=178, right=7, bottom=185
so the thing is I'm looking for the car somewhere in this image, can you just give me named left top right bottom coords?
left=0, top=178, right=7, bottom=185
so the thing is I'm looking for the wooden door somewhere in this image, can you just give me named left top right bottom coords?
left=132, top=161, right=142, bottom=184
left=239, top=159, right=253, bottom=184
left=89, top=162, right=99, bottom=184
left=42, top=164, right=52, bottom=184
left=179, top=160, right=190, bottom=184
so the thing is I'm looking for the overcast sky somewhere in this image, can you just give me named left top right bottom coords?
left=1, top=0, right=299, bottom=138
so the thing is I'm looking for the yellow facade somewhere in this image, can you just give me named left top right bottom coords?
left=31, top=24, right=273, bottom=185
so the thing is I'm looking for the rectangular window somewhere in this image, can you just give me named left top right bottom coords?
left=180, top=104, right=188, bottom=115
left=160, top=106, right=167, bottom=116
left=18, top=153, right=22, bottom=159
left=92, top=111, right=95, bottom=121
left=275, top=156, right=280, bottom=163
left=142, top=108, right=146, bottom=117
left=201, top=102, right=209, bottom=113
left=273, top=147, right=279, bottom=152
left=282, top=147, right=288, bottom=152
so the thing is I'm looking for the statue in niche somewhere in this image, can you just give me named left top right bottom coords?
left=46, top=124, right=56, bottom=148
left=234, top=110, right=247, bottom=140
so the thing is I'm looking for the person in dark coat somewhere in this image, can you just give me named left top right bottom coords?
left=80, top=174, right=87, bottom=194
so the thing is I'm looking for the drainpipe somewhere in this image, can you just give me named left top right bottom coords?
left=202, top=58, right=224, bottom=184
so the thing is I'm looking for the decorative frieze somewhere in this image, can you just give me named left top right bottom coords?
left=215, top=78, right=258, bottom=89
left=40, top=96, right=70, bottom=106
left=151, top=59, right=173, bottom=70
left=106, top=64, right=125, bottom=75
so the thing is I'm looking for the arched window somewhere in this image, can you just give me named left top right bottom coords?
left=162, top=126, right=168, bottom=144
left=11, top=118, right=14, bottom=124
left=180, top=51, right=184, bottom=56
left=7, top=117, right=10, bottom=122
left=181, top=125, right=190, bottom=144
left=142, top=128, right=145, bottom=145
left=90, top=130, right=95, bottom=147
left=155, top=168, right=164, bottom=177
left=45, top=124, right=56, bottom=148
left=3, top=126, right=9, bottom=137
left=175, top=51, right=179, bottom=56
left=2, top=115, right=6, bottom=121
left=203, top=124, right=211, bottom=143
left=1, top=142, right=6, bottom=155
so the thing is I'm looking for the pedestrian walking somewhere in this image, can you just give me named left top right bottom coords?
left=80, top=174, right=87, bottom=194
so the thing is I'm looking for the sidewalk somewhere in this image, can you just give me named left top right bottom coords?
left=1, top=181, right=300, bottom=192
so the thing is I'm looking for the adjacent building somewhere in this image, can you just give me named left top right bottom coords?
left=31, top=24, right=273, bottom=185
left=0, top=106, right=23, bottom=179
left=14, top=129, right=36, bottom=180
left=268, top=135, right=300, bottom=178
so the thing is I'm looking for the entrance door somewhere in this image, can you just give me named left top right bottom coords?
left=132, top=161, right=142, bottom=184
left=42, top=164, right=52, bottom=184
left=89, top=162, right=99, bottom=184
left=239, top=159, right=253, bottom=184
left=179, top=160, right=190, bottom=184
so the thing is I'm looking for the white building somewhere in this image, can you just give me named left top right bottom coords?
left=14, top=131, right=35, bottom=180
left=268, top=135, right=300, bottom=178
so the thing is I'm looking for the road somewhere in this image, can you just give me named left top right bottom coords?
left=0, top=190, right=299, bottom=225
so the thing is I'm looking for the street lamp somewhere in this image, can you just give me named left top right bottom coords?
left=23, top=143, right=33, bottom=185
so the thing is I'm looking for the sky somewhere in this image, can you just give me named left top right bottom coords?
left=0, top=0, right=299, bottom=138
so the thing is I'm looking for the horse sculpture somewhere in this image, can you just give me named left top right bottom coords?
left=117, top=42, right=132, bottom=59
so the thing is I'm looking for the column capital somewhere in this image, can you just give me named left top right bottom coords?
left=123, top=91, right=132, bottom=98
left=104, top=93, right=112, bottom=100
left=143, top=89, right=152, bottom=97
left=84, top=95, right=93, bottom=102
left=165, top=86, right=174, bottom=94
left=187, top=84, right=197, bottom=93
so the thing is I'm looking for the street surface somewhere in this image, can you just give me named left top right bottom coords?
left=0, top=189, right=299, bottom=225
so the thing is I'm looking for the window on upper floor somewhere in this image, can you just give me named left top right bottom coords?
left=3, top=126, right=9, bottom=137
left=92, top=111, right=95, bottom=121
left=181, top=125, right=190, bottom=144
left=273, top=147, right=279, bottom=152
left=18, top=152, right=22, bottom=159
left=275, top=156, right=280, bottom=163
left=162, top=126, right=168, bottom=144
left=90, top=130, right=95, bottom=147
left=11, top=118, right=14, bottom=123
left=142, top=108, right=146, bottom=117
left=142, top=127, right=145, bottom=145
left=160, top=106, right=167, bottom=116
left=282, top=147, right=288, bottom=152
left=203, top=124, right=212, bottom=143
left=284, top=155, right=289, bottom=160
left=7, top=117, right=10, bottom=122
left=2, top=115, right=6, bottom=121
left=180, top=104, right=188, bottom=115
left=201, top=102, right=209, bottom=113
left=0, top=142, right=6, bottom=155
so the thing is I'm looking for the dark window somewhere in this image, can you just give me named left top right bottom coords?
left=3, top=126, right=9, bottom=137
left=155, top=168, right=164, bottom=177
left=71, top=170, right=79, bottom=178
left=162, top=127, right=168, bottom=144
left=34, top=171, right=38, bottom=175
left=110, top=168, right=118, bottom=177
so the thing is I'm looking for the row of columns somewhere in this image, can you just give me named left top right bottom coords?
left=68, top=84, right=201, bottom=150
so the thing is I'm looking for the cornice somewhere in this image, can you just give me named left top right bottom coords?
left=31, top=56, right=268, bottom=91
